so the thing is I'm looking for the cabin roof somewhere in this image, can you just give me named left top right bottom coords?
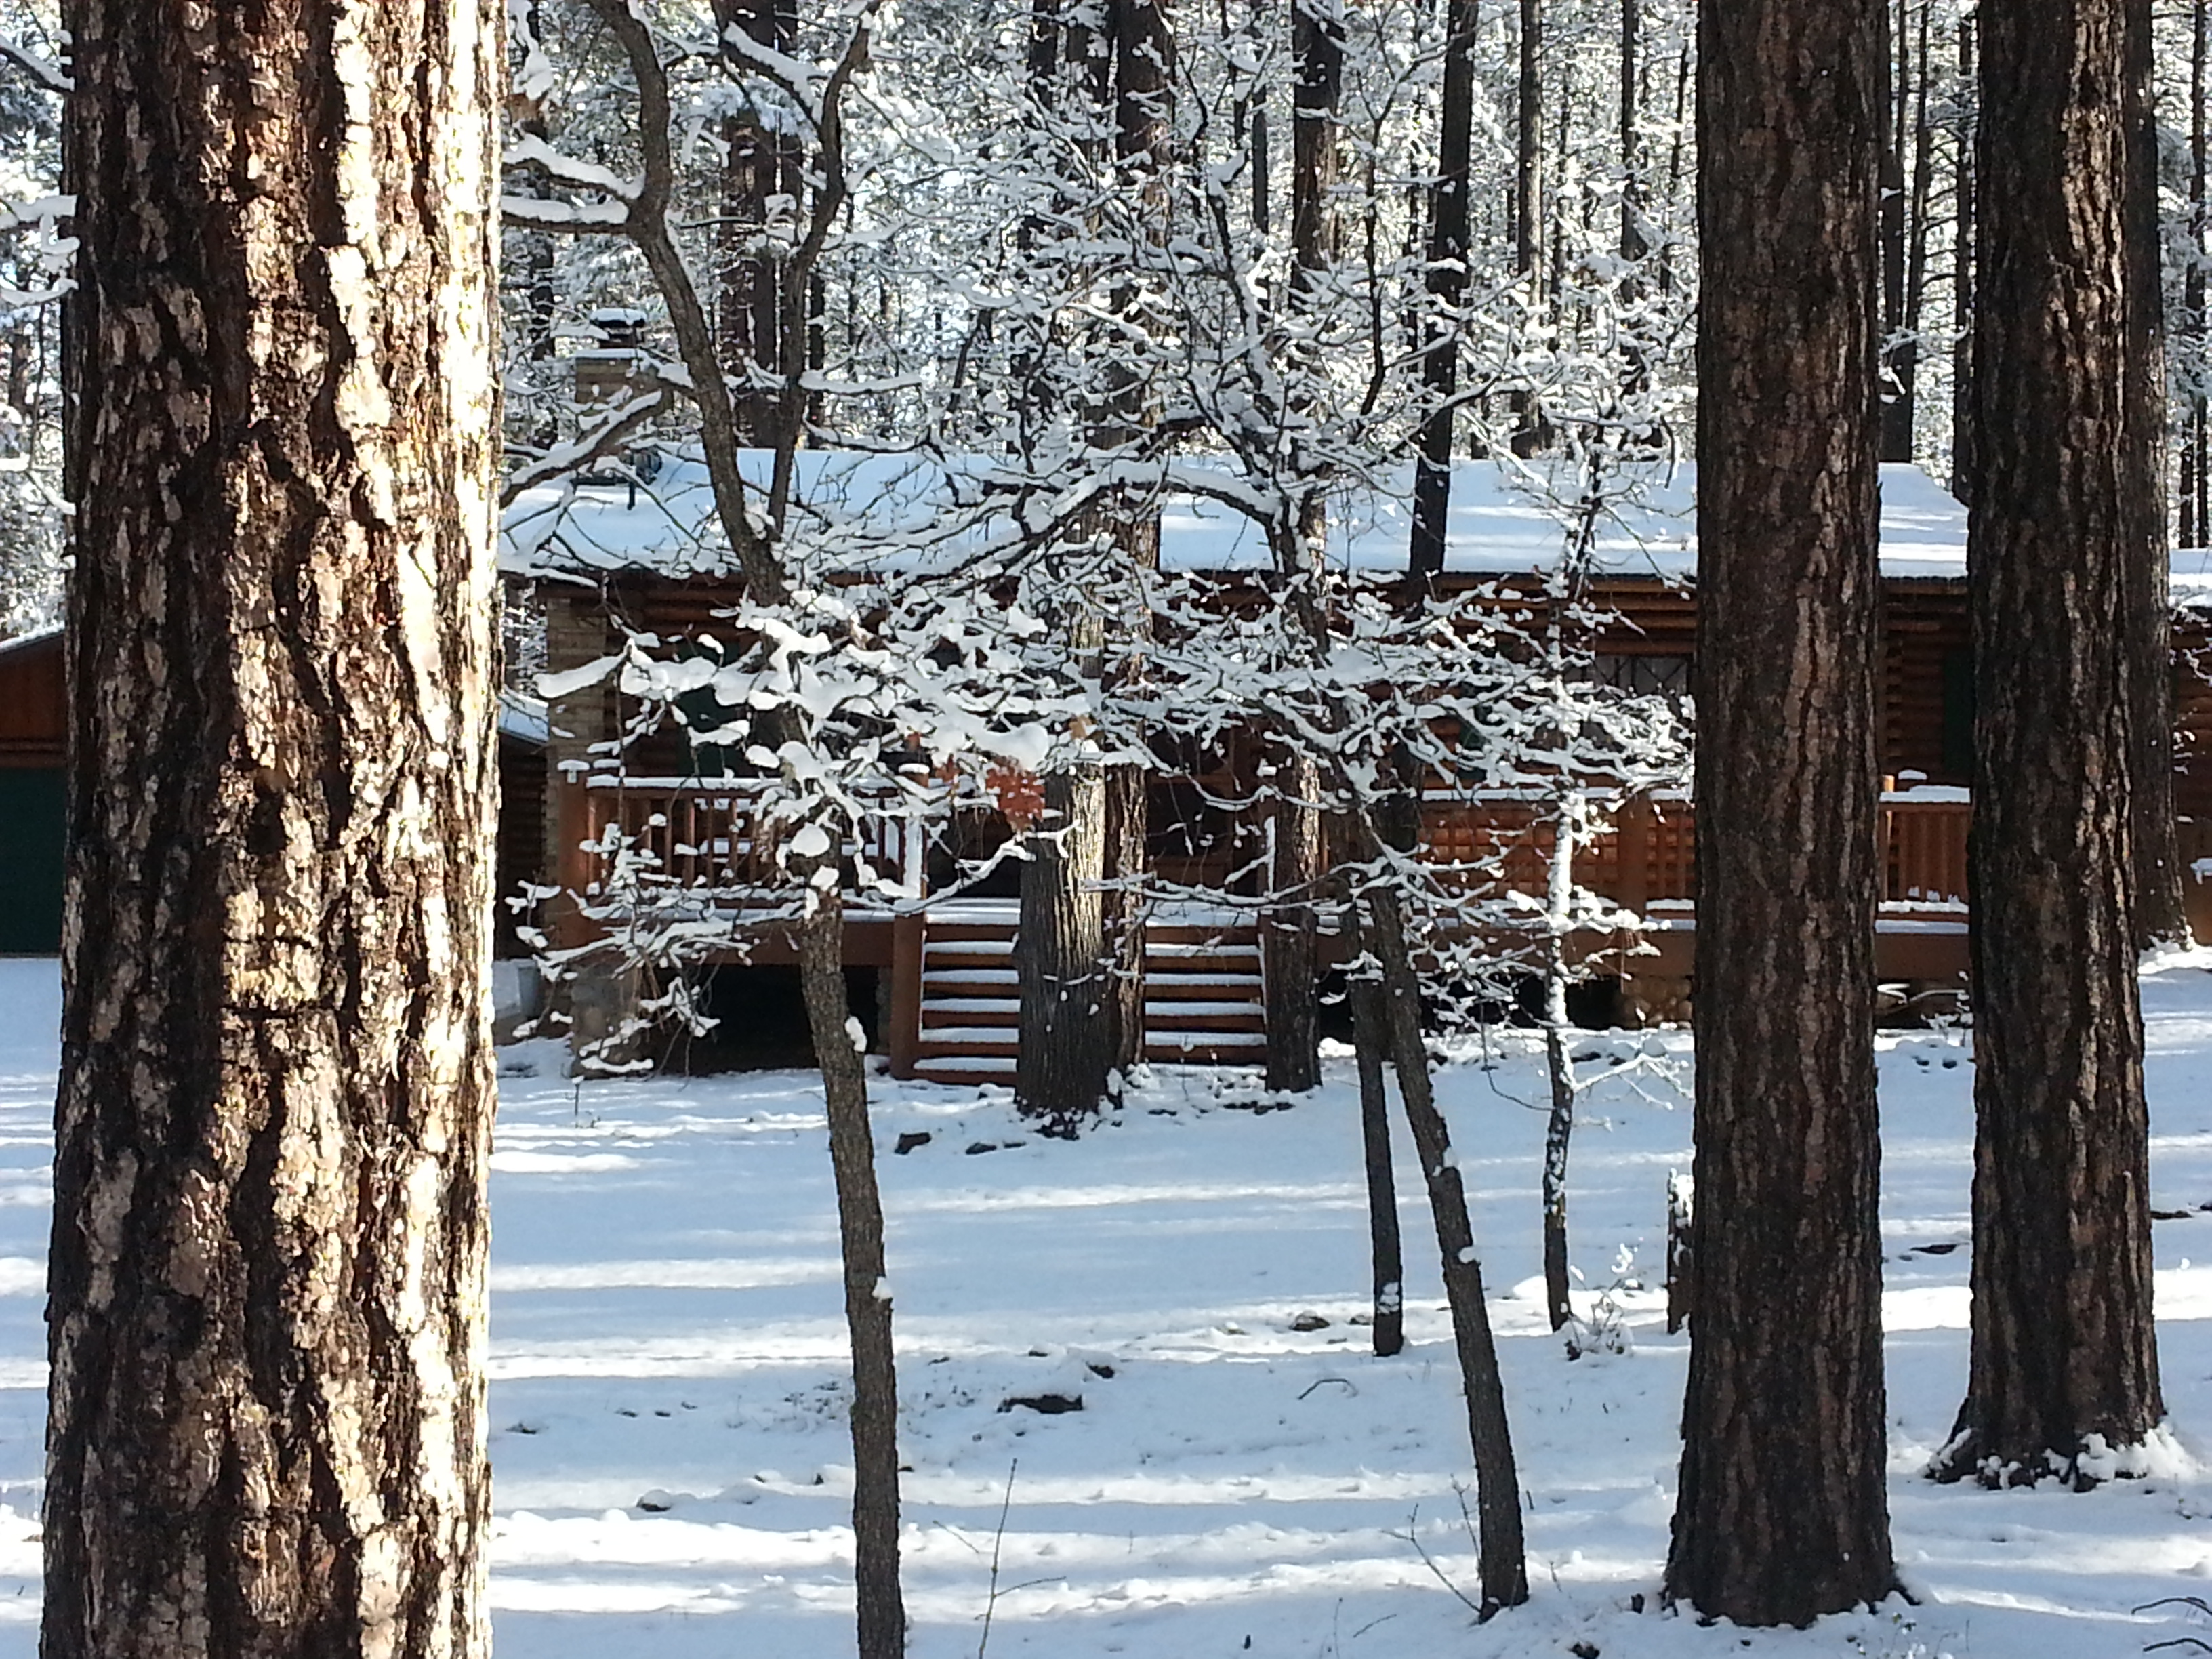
left=498, top=690, right=549, bottom=746
left=0, top=625, right=61, bottom=663
left=497, top=451, right=2190, bottom=595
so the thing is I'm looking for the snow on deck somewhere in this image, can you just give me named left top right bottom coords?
left=9, top=956, right=2212, bottom=1654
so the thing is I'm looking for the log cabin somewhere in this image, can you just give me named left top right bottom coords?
left=0, top=624, right=551, bottom=972
left=505, top=450, right=2212, bottom=1080
left=0, top=628, right=62, bottom=954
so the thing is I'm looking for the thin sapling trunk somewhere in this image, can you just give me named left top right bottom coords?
left=1541, top=799, right=1582, bottom=1334
left=1359, top=851, right=1528, bottom=1613
left=1336, top=836, right=1406, bottom=1358
left=795, top=826, right=906, bottom=1658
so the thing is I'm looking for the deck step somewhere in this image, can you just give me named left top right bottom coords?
left=914, top=1059, right=1019, bottom=1075
left=923, top=922, right=1022, bottom=944
left=917, top=1038, right=1021, bottom=1060
left=905, top=916, right=1272, bottom=1077
left=1145, top=1010, right=1266, bottom=1032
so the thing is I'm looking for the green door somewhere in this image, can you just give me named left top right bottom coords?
left=0, top=767, right=64, bottom=953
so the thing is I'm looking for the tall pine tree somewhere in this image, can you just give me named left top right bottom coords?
left=47, top=1, right=501, bottom=1652
left=1935, top=0, right=2167, bottom=1486
left=1668, top=0, right=1898, bottom=1622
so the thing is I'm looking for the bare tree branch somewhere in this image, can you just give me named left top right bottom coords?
left=501, top=386, right=672, bottom=510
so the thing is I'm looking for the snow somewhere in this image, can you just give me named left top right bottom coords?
left=500, top=451, right=1986, bottom=584
left=492, top=446, right=2212, bottom=609
left=2172, top=548, right=2212, bottom=610
left=500, top=689, right=550, bottom=745
left=10, top=956, right=2212, bottom=1653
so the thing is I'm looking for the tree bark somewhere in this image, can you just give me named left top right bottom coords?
left=1878, top=0, right=1911, bottom=459
left=1017, top=0, right=1113, bottom=1123
left=1262, top=0, right=1336, bottom=1093
left=1667, top=0, right=1896, bottom=1624
left=1103, top=758, right=1149, bottom=1082
left=1660, top=31, right=1690, bottom=296
left=1019, top=763, right=1112, bottom=1130
left=714, top=0, right=800, bottom=447
left=2185, top=0, right=2209, bottom=552
left=1881, top=0, right=1937, bottom=464
left=1934, top=0, right=2166, bottom=1485
left=1950, top=11, right=1978, bottom=504
left=1359, top=869, right=1527, bottom=1613
left=48, top=2, right=500, bottom=1654
left=1334, top=823, right=1404, bottom=1358
left=516, top=4, right=560, bottom=447
left=1351, top=977, right=1404, bottom=1357
left=1511, top=0, right=1546, bottom=455
left=2122, top=0, right=2186, bottom=949
left=1291, top=0, right=1342, bottom=278
left=1540, top=816, right=1578, bottom=1335
left=1102, top=0, right=1172, bottom=1082
left=1620, top=0, right=1642, bottom=263
left=1265, top=741, right=1323, bottom=1094
left=1409, top=0, right=1477, bottom=583
left=795, top=838, right=905, bottom=1657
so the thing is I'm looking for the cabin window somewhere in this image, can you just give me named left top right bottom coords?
left=1593, top=653, right=1692, bottom=700
left=672, top=639, right=737, bottom=777
left=1941, top=649, right=1974, bottom=779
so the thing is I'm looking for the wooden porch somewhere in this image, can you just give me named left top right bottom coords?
left=546, top=774, right=1994, bottom=1075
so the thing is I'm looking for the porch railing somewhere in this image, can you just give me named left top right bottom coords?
left=1418, top=786, right=1970, bottom=913
left=567, top=776, right=926, bottom=905
left=561, top=775, right=1972, bottom=919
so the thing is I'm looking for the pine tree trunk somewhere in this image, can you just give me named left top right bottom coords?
left=2122, top=0, right=2187, bottom=949
left=1934, top=0, right=2166, bottom=1484
left=1292, top=0, right=1341, bottom=275
left=1900, top=0, right=1936, bottom=455
left=1103, top=0, right=1171, bottom=1081
left=715, top=0, right=790, bottom=446
left=795, top=842, right=905, bottom=1656
left=1950, top=12, right=1978, bottom=503
left=1017, top=0, right=1114, bottom=1123
left=1409, top=0, right=1477, bottom=584
left=518, top=4, right=560, bottom=447
left=1019, top=764, right=1112, bottom=1130
left=47, top=3, right=500, bottom=1654
left=1265, top=3, right=1335, bottom=1094
left=1512, top=0, right=1546, bottom=455
left=1620, top=0, right=1641, bottom=262
left=2186, top=0, right=2208, bottom=552
left=1667, top=0, right=1896, bottom=1623
left=1879, top=0, right=1913, bottom=459
left=1660, top=33, right=1690, bottom=295
left=1103, top=762, right=1149, bottom=1081
left=1265, top=743, right=1323, bottom=1094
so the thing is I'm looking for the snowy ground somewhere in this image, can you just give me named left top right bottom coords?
left=9, top=961, right=2212, bottom=1654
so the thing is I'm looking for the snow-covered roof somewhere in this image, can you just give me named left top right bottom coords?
left=500, top=451, right=1986, bottom=585
left=499, top=690, right=550, bottom=746
left=0, top=624, right=61, bottom=661
left=2170, top=547, right=2212, bottom=609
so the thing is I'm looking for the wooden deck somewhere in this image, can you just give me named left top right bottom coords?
left=544, top=775, right=1992, bottom=1069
